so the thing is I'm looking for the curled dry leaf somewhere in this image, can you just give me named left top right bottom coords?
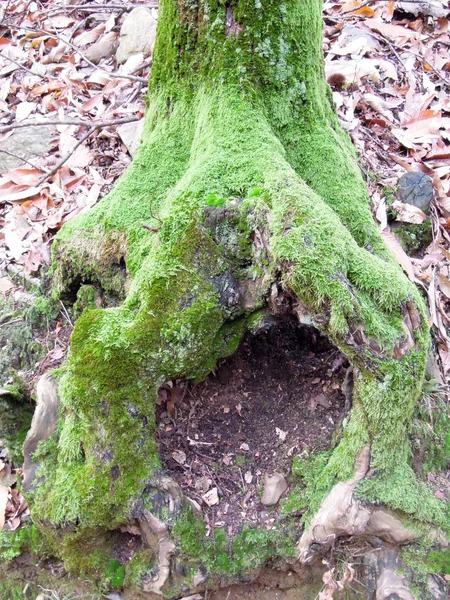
left=381, top=231, right=415, bottom=281
left=437, top=273, right=450, bottom=300
left=0, top=277, right=14, bottom=293
left=391, top=200, right=427, bottom=224
left=0, top=485, right=9, bottom=531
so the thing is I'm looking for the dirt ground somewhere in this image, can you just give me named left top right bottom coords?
left=156, top=317, right=348, bottom=535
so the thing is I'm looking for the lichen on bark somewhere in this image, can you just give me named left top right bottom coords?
left=28, top=0, right=449, bottom=593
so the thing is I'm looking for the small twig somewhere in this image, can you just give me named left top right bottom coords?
left=43, top=3, right=158, bottom=16
left=0, top=116, right=139, bottom=136
left=37, top=125, right=96, bottom=185
left=149, top=199, right=163, bottom=224
left=0, top=0, right=13, bottom=27
left=0, top=149, right=46, bottom=171
left=59, top=300, right=74, bottom=329
left=0, top=317, right=22, bottom=329
left=341, top=0, right=378, bottom=15
left=3, top=23, right=147, bottom=84
left=19, top=117, right=139, bottom=184
left=143, top=224, right=159, bottom=232
left=129, top=57, right=153, bottom=75
left=0, top=51, right=36, bottom=75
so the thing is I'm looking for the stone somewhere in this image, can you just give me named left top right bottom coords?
left=398, top=172, right=434, bottom=215
left=0, top=124, right=57, bottom=174
left=261, top=473, right=288, bottom=506
left=117, top=118, right=144, bottom=157
left=116, top=8, right=157, bottom=65
left=85, top=32, right=118, bottom=65
left=22, top=373, right=60, bottom=491
left=397, top=1, right=449, bottom=18
left=193, top=567, right=208, bottom=587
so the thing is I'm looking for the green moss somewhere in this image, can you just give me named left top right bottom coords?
left=123, top=549, right=156, bottom=588
left=0, top=383, right=33, bottom=465
left=172, top=505, right=298, bottom=577
left=394, top=220, right=432, bottom=255
left=426, top=549, right=450, bottom=574
left=26, top=295, right=60, bottom=326
left=0, top=526, right=41, bottom=564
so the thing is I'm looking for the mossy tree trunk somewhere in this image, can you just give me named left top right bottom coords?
left=30, top=0, right=448, bottom=593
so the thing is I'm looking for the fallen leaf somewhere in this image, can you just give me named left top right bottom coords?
left=0, top=277, right=14, bottom=293
left=202, top=487, right=219, bottom=507
left=275, top=427, right=287, bottom=441
left=171, top=450, right=186, bottom=466
left=391, top=200, right=427, bottom=224
left=437, top=274, right=450, bottom=300
left=0, top=485, right=9, bottom=531
left=381, top=231, right=415, bottom=281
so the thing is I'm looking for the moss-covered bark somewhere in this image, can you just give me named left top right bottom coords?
left=27, top=0, right=449, bottom=594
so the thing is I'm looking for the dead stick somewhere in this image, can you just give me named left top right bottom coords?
left=43, top=3, right=158, bottom=15
left=2, top=23, right=147, bottom=84
left=36, top=116, right=138, bottom=184
left=0, top=116, right=140, bottom=135
left=0, top=149, right=47, bottom=171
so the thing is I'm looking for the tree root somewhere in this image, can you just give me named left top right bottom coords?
left=140, top=509, right=176, bottom=595
left=297, top=446, right=419, bottom=563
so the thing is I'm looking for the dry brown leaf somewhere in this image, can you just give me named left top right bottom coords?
left=0, top=183, right=42, bottom=202
left=364, top=18, right=419, bottom=40
left=437, top=273, right=450, bottom=300
left=5, top=168, right=41, bottom=186
left=0, top=485, right=9, bottom=531
left=391, top=200, right=427, bottom=224
left=381, top=231, right=415, bottom=280
left=0, top=277, right=14, bottom=293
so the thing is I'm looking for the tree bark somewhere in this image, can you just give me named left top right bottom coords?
left=29, top=0, right=448, bottom=595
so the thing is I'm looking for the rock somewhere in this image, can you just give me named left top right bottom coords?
left=202, top=487, right=219, bottom=507
left=116, top=7, right=157, bottom=65
left=85, top=32, right=118, bottom=65
left=261, top=473, right=288, bottom=506
left=117, top=118, right=144, bottom=157
left=397, top=1, right=449, bottom=18
left=22, top=373, right=60, bottom=491
left=0, top=124, right=57, bottom=174
left=398, top=172, right=434, bottom=215
left=193, top=567, right=207, bottom=587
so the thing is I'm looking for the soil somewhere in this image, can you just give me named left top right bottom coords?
left=156, top=317, right=348, bottom=535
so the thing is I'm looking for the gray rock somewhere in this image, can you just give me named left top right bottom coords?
left=117, top=118, right=144, bottom=157
left=116, top=7, right=157, bottom=65
left=397, top=1, right=449, bottom=18
left=193, top=567, right=207, bottom=587
left=261, top=473, right=288, bottom=506
left=398, top=172, right=434, bottom=215
left=0, top=124, right=57, bottom=174
left=22, top=373, right=60, bottom=491
left=85, top=32, right=118, bottom=65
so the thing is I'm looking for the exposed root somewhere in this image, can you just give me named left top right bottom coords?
left=297, top=446, right=418, bottom=563
left=140, top=509, right=176, bottom=595
left=371, top=546, right=415, bottom=600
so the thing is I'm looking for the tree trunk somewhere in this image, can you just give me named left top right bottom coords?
left=28, top=0, right=448, bottom=596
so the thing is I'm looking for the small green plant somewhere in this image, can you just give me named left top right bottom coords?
left=0, top=525, right=41, bottom=564
left=26, top=295, right=60, bottom=326
left=235, top=455, right=245, bottom=467
left=105, top=559, right=125, bottom=588
left=206, top=193, right=227, bottom=207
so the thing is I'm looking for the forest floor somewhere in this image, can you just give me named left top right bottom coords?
left=1, top=1, right=450, bottom=599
